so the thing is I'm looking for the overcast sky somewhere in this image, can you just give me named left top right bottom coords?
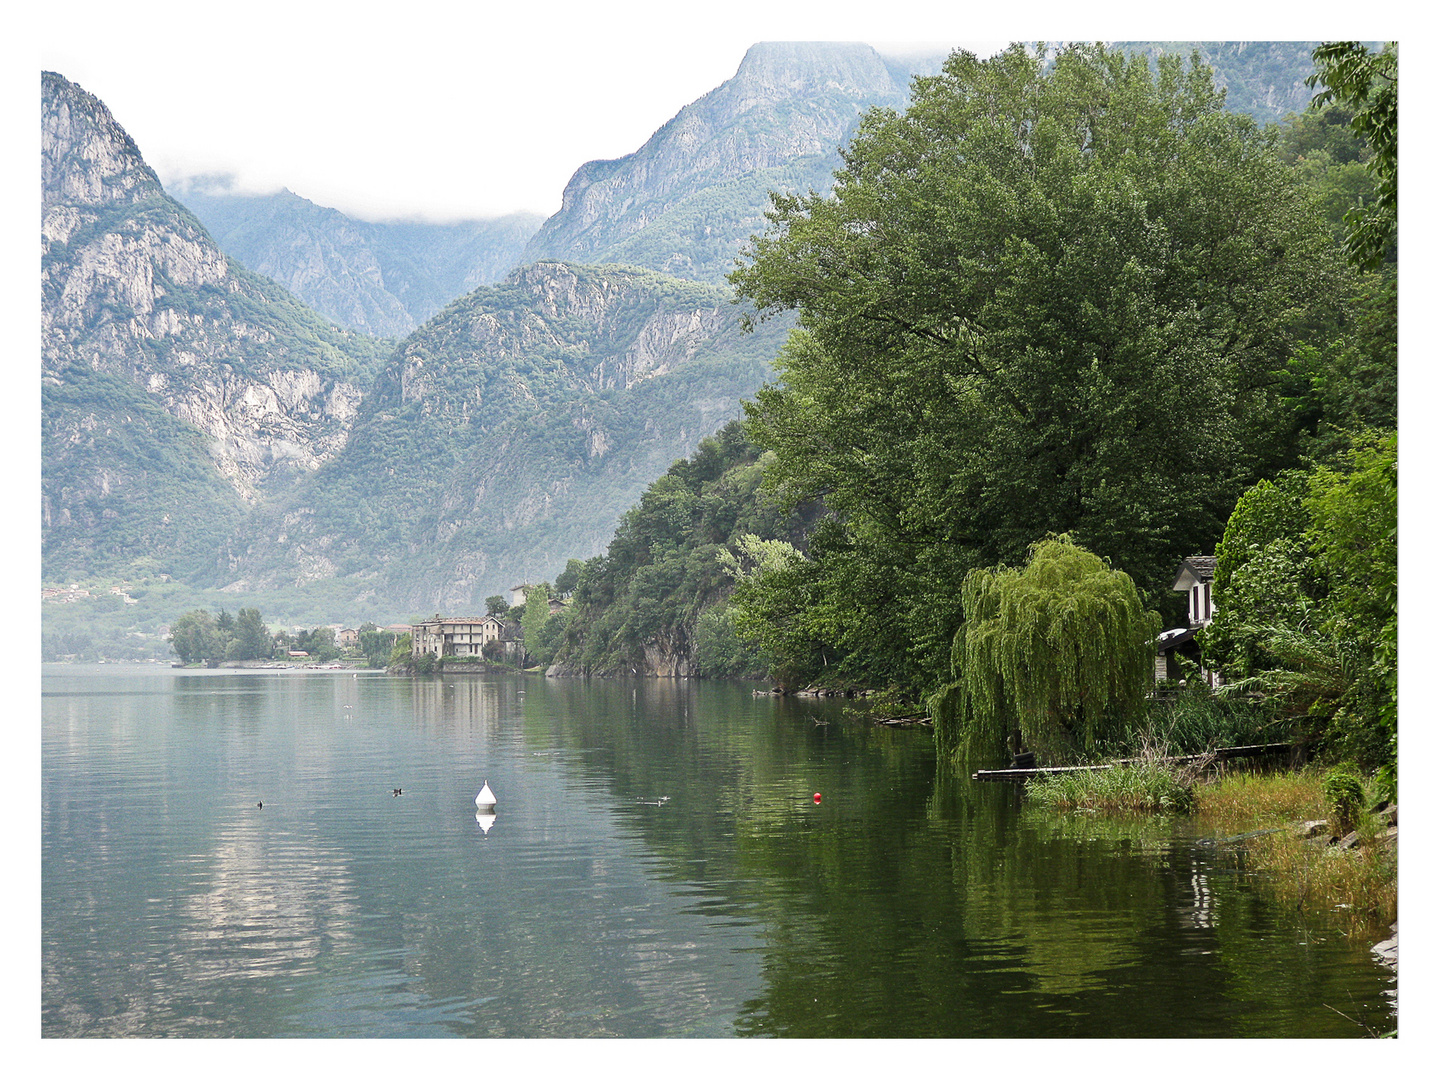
left=37, top=2, right=1000, bottom=221
left=32, top=0, right=1349, bottom=224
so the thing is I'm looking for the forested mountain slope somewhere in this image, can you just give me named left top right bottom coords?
left=226, top=262, right=789, bottom=610
left=41, top=71, right=390, bottom=583
left=177, top=184, right=543, bottom=337
left=545, top=419, right=820, bottom=678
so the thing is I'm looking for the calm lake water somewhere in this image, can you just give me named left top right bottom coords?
left=42, top=665, right=1396, bottom=1038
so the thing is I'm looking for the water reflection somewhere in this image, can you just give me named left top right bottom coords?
left=42, top=667, right=1396, bottom=1038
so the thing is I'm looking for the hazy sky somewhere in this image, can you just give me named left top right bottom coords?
left=30, top=0, right=1316, bottom=224
left=38, top=1, right=1005, bottom=221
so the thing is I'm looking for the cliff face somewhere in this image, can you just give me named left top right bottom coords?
left=522, top=42, right=911, bottom=284
left=41, top=72, right=388, bottom=581
left=1112, top=41, right=1329, bottom=123
left=229, top=260, right=787, bottom=609
left=176, top=186, right=545, bottom=337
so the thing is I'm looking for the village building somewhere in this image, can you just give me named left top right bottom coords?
left=411, top=615, right=507, bottom=657
left=508, top=583, right=530, bottom=608
left=336, top=627, right=360, bottom=649
left=1155, top=555, right=1221, bottom=686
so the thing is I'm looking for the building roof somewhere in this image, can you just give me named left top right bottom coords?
left=1172, top=555, right=1218, bottom=592
left=1154, top=626, right=1197, bottom=651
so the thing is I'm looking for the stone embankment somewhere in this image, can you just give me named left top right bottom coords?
left=1296, top=800, right=1398, bottom=851
left=1296, top=800, right=1398, bottom=976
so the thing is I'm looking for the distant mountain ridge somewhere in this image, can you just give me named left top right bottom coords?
left=42, top=71, right=390, bottom=583
left=166, top=42, right=1333, bottom=332
left=176, top=183, right=544, bottom=337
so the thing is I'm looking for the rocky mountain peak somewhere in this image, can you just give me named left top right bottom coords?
left=42, top=72, right=163, bottom=218
left=727, top=41, right=903, bottom=102
left=523, top=41, right=910, bottom=282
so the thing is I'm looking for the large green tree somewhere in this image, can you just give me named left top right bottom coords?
left=169, top=609, right=220, bottom=665
left=730, top=43, right=1342, bottom=693
left=229, top=607, right=272, bottom=661
left=930, top=536, right=1161, bottom=767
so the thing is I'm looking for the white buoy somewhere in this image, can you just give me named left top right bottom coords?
left=475, top=781, right=497, bottom=809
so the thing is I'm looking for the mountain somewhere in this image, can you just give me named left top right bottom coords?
left=40, top=70, right=788, bottom=621
left=175, top=183, right=544, bottom=337
left=1112, top=42, right=1330, bottom=123
left=42, top=71, right=390, bottom=583
left=521, top=41, right=916, bottom=285
left=227, top=261, right=789, bottom=609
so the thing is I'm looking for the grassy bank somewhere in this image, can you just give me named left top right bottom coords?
left=1194, top=769, right=1397, bottom=930
left=1025, top=762, right=1397, bottom=931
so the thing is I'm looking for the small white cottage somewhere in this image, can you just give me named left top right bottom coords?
left=1155, top=555, right=1222, bottom=687
left=1172, top=555, right=1218, bottom=628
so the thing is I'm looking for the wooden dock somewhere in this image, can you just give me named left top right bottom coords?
left=972, top=743, right=1294, bottom=782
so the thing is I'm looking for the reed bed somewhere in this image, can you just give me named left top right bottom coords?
left=1026, top=761, right=1196, bottom=814
left=1194, top=768, right=1397, bottom=929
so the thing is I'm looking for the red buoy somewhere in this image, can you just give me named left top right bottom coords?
left=813, top=792, right=822, bottom=804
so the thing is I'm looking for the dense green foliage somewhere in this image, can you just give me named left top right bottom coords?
left=1306, top=42, right=1397, bottom=269
left=1202, top=434, right=1396, bottom=785
left=728, top=42, right=1350, bottom=698
left=520, top=583, right=552, bottom=663
left=1121, top=685, right=1286, bottom=758
left=550, top=421, right=817, bottom=676
left=930, top=537, right=1160, bottom=767
left=358, top=625, right=400, bottom=667
left=169, top=606, right=272, bottom=664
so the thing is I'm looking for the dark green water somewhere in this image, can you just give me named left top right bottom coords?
left=41, top=666, right=1396, bottom=1037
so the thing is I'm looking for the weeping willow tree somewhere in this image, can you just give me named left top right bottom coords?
left=931, top=536, right=1161, bottom=769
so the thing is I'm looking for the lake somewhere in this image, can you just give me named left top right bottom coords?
left=41, top=665, right=1397, bottom=1038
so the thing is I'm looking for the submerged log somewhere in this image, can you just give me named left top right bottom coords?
left=972, top=742, right=1293, bottom=782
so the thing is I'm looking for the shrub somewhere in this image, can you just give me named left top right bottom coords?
left=1321, top=765, right=1366, bottom=835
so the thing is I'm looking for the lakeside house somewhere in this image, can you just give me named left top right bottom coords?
left=508, top=583, right=530, bottom=608
left=1155, top=555, right=1221, bottom=686
left=411, top=615, right=508, bottom=658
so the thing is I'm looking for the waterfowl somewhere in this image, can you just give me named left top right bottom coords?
left=392, top=788, right=403, bottom=797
